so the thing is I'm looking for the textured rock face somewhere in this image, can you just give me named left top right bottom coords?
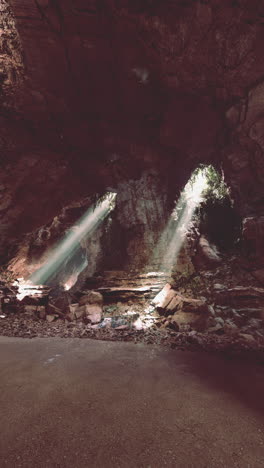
left=4, top=0, right=264, bottom=151
left=224, top=80, right=264, bottom=264
left=215, top=286, right=264, bottom=310
left=1, top=0, right=264, bottom=269
left=7, top=0, right=264, bottom=122
left=242, top=217, right=264, bottom=266
left=9, top=170, right=171, bottom=280
left=104, top=171, right=169, bottom=269
left=225, top=82, right=264, bottom=217
left=0, top=0, right=23, bottom=104
left=193, top=236, right=221, bottom=270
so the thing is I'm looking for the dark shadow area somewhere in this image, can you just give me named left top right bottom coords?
left=199, top=198, right=241, bottom=250
left=166, top=346, right=264, bottom=419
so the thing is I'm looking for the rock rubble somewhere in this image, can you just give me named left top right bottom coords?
left=1, top=262, right=264, bottom=361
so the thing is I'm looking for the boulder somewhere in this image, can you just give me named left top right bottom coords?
left=152, top=283, right=173, bottom=308
left=75, top=306, right=86, bottom=320
left=66, top=311, right=76, bottom=322
left=84, top=305, right=102, bottom=324
left=24, top=305, right=38, bottom=315
left=67, top=302, right=103, bottom=323
left=193, top=236, right=221, bottom=270
left=181, top=297, right=208, bottom=314
left=152, top=284, right=208, bottom=316
left=46, top=314, right=56, bottom=323
left=69, top=303, right=79, bottom=314
left=166, top=295, right=184, bottom=313
left=24, top=304, right=46, bottom=318
left=170, top=311, right=208, bottom=332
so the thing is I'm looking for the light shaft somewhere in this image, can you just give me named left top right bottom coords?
left=30, top=193, right=116, bottom=285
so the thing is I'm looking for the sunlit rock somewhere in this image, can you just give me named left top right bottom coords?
left=193, top=236, right=221, bottom=270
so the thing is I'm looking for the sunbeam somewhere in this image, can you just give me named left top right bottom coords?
left=152, top=168, right=208, bottom=273
left=29, top=192, right=117, bottom=287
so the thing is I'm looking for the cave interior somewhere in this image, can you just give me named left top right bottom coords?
left=1, top=0, right=264, bottom=349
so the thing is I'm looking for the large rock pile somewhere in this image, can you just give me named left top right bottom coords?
left=152, top=283, right=209, bottom=332
left=1, top=257, right=264, bottom=356
left=150, top=280, right=264, bottom=345
left=67, top=291, right=103, bottom=324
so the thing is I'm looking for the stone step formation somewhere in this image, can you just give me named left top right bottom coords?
left=84, top=271, right=171, bottom=302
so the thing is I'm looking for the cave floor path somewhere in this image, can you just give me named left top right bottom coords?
left=0, top=337, right=263, bottom=467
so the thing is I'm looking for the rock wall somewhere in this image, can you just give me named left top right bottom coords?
left=0, top=0, right=24, bottom=104
left=224, top=79, right=264, bottom=268
left=8, top=169, right=171, bottom=281
left=1, top=1, right=264, bottom=270
left=102, top=170, right=169, bottom=270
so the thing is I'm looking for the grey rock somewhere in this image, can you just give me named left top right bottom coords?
left=84, top=305, right=102, bottom=324
left=208, top=305, right=215, bottom=317
left=46, top=315, right=56, bottom=323
left=215, top=317, right=225, bottom=326
left=213, top=284, right=226, bottom=291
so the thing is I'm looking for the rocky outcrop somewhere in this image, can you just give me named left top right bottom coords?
left=0, top=0, right=24, bottom=104
left=2, top=1, right=264, bottom=157
left=215, top=286, right=264, bottom=311
left=7, top=169, right=171, bottom=280
left=153, top=283, right=207, bottom=310
left=225, top=81, right=264, bottom=217
left=224, top=77, right=264, bottom=267
left=242, top=217, right=264, bottom=264
left=102, top=171, right=170, bottom=270
left=193, top=236, right=222, bottom=270
left=0, top=0, right=264, bottom=275
left=6, top=0, right=264, bottom=126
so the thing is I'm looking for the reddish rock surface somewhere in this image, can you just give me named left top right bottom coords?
left=242, top=217, right=264, bottom=259
left=0, top=0, right=264, bottom=269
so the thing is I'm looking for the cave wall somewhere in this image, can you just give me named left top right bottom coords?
left=9, top=169, right=171, bottom=281
left=102, top=170, right=169, bottom=270
left=1, top=0, right=264, bottom=272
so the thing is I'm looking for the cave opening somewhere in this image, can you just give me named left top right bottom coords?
left=151, top=164, right=241, bottom=278
left=194, top=165, right=241, bottom=252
